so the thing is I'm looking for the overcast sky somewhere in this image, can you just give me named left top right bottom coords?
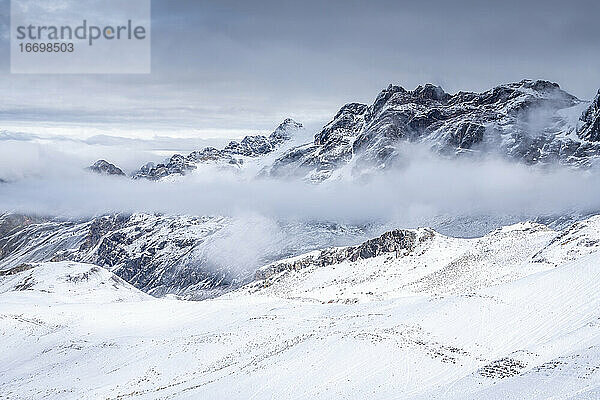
left=0, top=0, right=599, bottom=138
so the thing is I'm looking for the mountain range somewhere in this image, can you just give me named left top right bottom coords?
left=4, top=79, right=600, bottom=398
left=2, top=79, right=599, bottom=301
left=89, top=80, right=600, bottom=182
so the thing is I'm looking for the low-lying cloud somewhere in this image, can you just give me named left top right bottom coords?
left=3, top=140, right=600, bottom=280
left=1, top=141, right=599, bottom=229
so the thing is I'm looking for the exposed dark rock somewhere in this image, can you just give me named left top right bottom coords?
left=413, top=84, right=451, bottom=103
left=77, top=214, right=131, bottom=253
left=256, top=229, right=420, bottom=280
left=224, top=135, right=274, bottom=156
left=87, top=160, right=126, bottom=176
left=448, top=122, right=486, bottom=149
left=478, top=358, right=527, bottom=379
left=14, top=275, right=36, bottom=291
left=132, top=118, right=302, bottom=180
left=267, top=80, right=596, bottom=181
left=578, top=90, right=600, bottom=142
left=0, top=263, right=34, bottom=276
left=315, top=103, right=369, bottom=146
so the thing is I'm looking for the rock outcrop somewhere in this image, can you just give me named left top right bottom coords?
left=256, top=229, right=422, bottom=280
left=87, top=160, right=126, bottom=176
left=578, top=90, right=600, bottom=142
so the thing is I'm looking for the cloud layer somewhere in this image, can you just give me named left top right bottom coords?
left=1, top=141, right=599, bottom=227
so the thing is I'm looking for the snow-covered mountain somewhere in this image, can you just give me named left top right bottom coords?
left=0, top=213, right=372, bottom=300
left=249, top=216, right=600, bottom=301
left=266, top=80, right=600, bottom=181
left=2, top=215, right=600, bottom=399
left=1, top=211, right=590, bottom=301
left=85, top=81, right=600, bottom=183
left=6, top=79, right=600, bottom=303
left=4, top=79, right=600, bottom=398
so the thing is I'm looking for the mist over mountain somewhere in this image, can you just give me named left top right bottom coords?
left=2, top=79, right=600, bottom=301
left=3, top=0, right=600, bottom=397
left=4, top=75, right=600, bottom=397
left=3, top=79, right=600, bottom=221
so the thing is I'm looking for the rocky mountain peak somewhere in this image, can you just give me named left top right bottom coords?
left=412, top=84, right=450, bottom=102
left=372, top=84, right=406, bottom=113
left=278, top=118, right=303, bottom=129
left=269, top=118, right=303, bottom=143
left=335, top=103, right=369, bottom=118
left=519, top=79, right=560, bottom=92
left=87, top=160, right=126, bottom=176
left=314, top=103, right=369, bottom=146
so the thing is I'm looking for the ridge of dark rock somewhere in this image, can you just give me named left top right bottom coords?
left=132, top=118, right=303, bottom=180
left=87, top=160, right=126, bottom=176
left=578, top=90, right=600, bottom=142
left=266, top=80, right=596, bottom=181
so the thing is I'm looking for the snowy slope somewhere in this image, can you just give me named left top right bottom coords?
left=0, top=261, right=150, bottom=303
left=2, top=216, right=600, bottom=399
left=246, top=222, right=555, bottom=302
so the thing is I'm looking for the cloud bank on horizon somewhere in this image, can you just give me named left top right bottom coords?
left=0, top=0, right=599, bottom=135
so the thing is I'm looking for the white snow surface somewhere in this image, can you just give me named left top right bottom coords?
left=2, top=217, right=600, bottom=399
left=0, top=262, right=151, bottom=304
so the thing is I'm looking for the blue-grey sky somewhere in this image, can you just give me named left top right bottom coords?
left=0, top=0, right=599, bottom=137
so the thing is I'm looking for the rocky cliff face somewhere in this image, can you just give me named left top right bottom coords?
left=266, top=80, right=600, bottom=181
left=0, top=213, right=238, bottom=299
left=578, top=90, right=600, bottom=142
